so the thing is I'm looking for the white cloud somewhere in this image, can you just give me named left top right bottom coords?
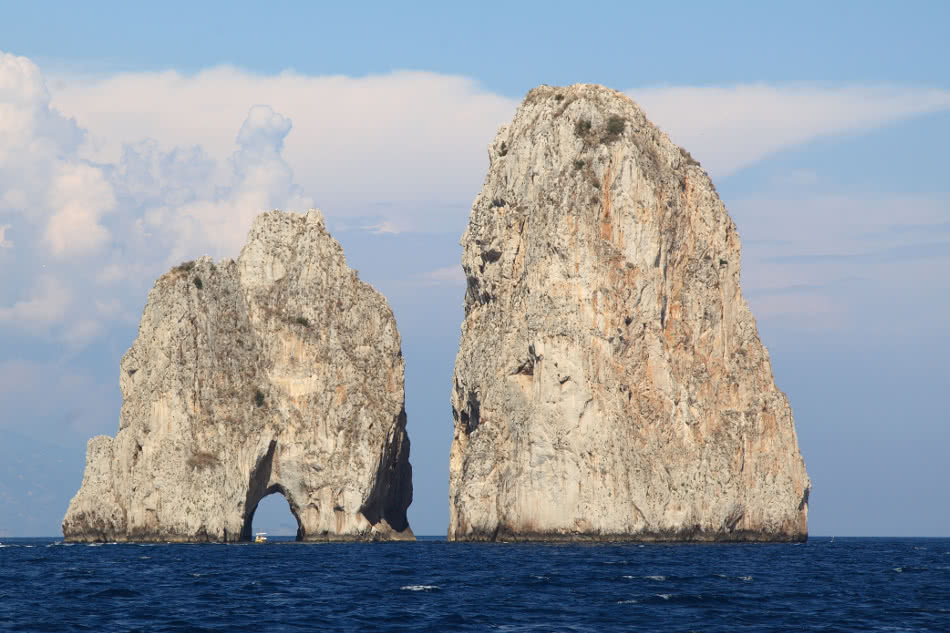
left=1, top=50, right=116, bottom=264
left=365, top=220, right=402, bottom=235
left=0, top=224, right=11, bottom=248
left=0, top=50, right=84, bottom=225
left=0, top=51, right=82, bottom=163
left=48, top=66, right=518, bottom=232
left=0, top=276, right=71, bottom=327
left=45, top=161, right=115, bottom=256
left=629, top=83, right=950, bottom=178
left=113, top=139, right=216, bottom=207
left=157, top=104, right=313, bottom=261
left=235, top=104, right=292, bottom=158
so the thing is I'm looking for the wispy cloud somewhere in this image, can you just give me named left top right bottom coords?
left=419, top=265, right=466, bottom=286
left=364, top=221, right=402, bottom=235
left=746, top=293, right=844, bottom=330
left=744, top=277, right=872, bottom=298
left=0, top=276, right=71, bottom=328
left=765, top=242, right=950, bottom=265
left=630, top=83, right=950, bottom=178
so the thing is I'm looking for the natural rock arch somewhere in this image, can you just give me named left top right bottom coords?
left=238, top=441, right=305, bottom=541
left=242, top=491, right=304, bottom=542
left=63, top=210, right=414, bottom=542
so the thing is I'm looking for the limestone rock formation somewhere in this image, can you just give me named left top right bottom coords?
left=64, top=210, right=413, bottom=542
left=449, top=84, right=809, bottom=542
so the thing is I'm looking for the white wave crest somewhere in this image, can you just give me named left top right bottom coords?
left=401, top=585, right=440, bottom=591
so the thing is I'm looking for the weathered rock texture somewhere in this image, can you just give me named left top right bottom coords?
left=64, top=210, right=413, bottom=542
left=449, top=84, right=809, bottom=542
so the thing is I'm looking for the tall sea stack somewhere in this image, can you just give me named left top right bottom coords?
left=449, top=84, right=809, bottom=542
left=63, top=210, right=413, bottom=542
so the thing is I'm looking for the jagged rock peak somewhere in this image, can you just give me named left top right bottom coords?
left=449, top=84, right=810, bottom=542
left=63, top=209, right=413, bottom=542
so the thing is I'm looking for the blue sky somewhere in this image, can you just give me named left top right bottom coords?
left=0, top=2, right=948, bottom=537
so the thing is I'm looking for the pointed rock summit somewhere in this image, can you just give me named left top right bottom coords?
left=449, top=84, right=810, bottom=541
left=64, top=210, right=413, bottom=542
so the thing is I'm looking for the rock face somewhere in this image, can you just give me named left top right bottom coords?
left=449, top=84, right=809, bottom=542
left=64, top=210, right=413, bottom=542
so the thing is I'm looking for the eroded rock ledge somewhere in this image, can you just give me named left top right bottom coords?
left=449, top=84, right=810, bottom=542
left=63, top=210, right=413, bottom=542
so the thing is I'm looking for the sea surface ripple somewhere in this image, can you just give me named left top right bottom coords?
left=0, top=537, right=947, bottom=632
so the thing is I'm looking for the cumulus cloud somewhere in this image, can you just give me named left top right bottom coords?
left=112, top=139, right=216, bottom=208
left=629, top=83, right=950, bottom=178
left=45, top=161, right=115, bottom=256
left=235, top=104, right=292, bottom=158
left=151, top=104, right=313, bottom=261
left=0, top=224, right=11, bottom=248
left=48, top=67, right=518, bottom=232
left=0, top=52, right=83, bottom=219
left=1, top=50, right=115, bottom=261
left=0, top=51, right=83, bottom=167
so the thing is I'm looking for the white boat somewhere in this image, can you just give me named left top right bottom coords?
left=254, top=532, right=267, bottom=543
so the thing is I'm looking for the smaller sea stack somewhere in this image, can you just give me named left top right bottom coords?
left=63, top=210, right=413, bottom=542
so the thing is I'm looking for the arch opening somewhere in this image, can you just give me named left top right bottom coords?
left=243, top=488, right=303, bottom=541
left=239, top=440, right=304, bottom=541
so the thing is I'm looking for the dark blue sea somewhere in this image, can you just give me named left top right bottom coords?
left=1, top=537, right=948, bottom=632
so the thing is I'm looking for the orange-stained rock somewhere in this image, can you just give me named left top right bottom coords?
left=449, top=85, right=809, bottom=542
